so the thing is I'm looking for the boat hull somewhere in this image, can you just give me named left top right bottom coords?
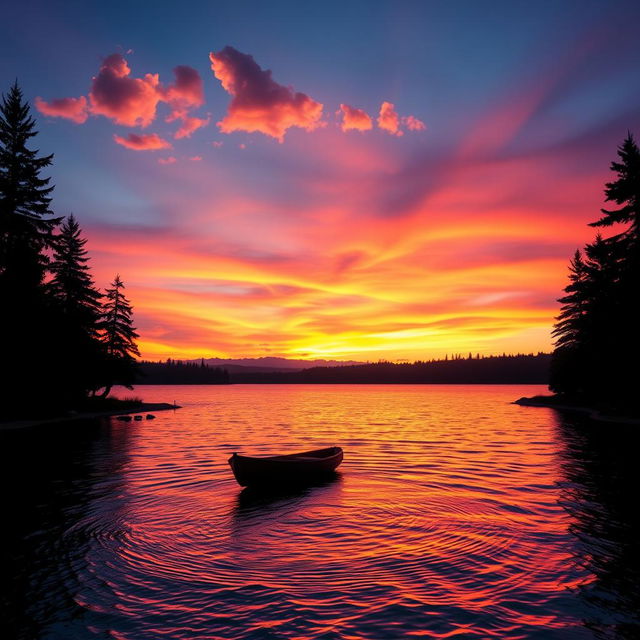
left=228, top=446, right=343, bottom=487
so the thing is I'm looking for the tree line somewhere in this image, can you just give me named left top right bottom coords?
left=229, top=353, right=551, bottom=384
left=138, top=360, right=230, bottom=384
left=0, top=82, right=140, bottom=416
left=551, top=133, right=639, bottom=406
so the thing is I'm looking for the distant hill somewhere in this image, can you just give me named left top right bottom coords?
left=190, top=356, right=364, bottom=372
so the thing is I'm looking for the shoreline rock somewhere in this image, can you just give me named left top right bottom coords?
left=0, top=402, right=181, bottom=432
left=514, top=396, right=640, bottom=425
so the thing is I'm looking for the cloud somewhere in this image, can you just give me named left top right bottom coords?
left=113, top=132, right=172, bottom=150
left=212, top=141, right=224, bottom=148
left=34, top=96, right=89, bottom=123
left=377, top=101, right=403, bottom=136
left=189, top=155, right=202, bottom=162
left=162, top=65, right=208, bottom=138
left=338, top=104, right=373, bottom=132
left=38, top=53, right=206, bottom=139
left=161, top=65, right=205, bottom=114
left=173, top=115, right=210, bottom=139
left=403, top=115, right=426, bottom=131
left=158, top=156, right=177, bottom=165
left=209, top=46, right=324, bottom=142
left=89, top=54, right=162, bottom=127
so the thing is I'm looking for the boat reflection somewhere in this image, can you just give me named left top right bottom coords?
left=230, top=472, right=343, bottom=531
left=554, top=412, right=640, bottom=639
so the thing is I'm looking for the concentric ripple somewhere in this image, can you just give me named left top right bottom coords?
left=2, top=384, right=639, bottom=640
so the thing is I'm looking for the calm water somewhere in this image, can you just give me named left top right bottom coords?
left=1, top=385, right=639, bottom=640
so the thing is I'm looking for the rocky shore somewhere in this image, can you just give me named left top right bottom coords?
left=514, top=395, right=640, bottom=425
left=0, top=402, right=180, bottom=431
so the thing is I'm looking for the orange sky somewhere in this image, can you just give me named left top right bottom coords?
left=82, top=123, right=607, bottom=361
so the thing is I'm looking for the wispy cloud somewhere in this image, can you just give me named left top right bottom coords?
left=34, top=95, right=88, bottom=123
left=114, top=132, right=172, bottom=150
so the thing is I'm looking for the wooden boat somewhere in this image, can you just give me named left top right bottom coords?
left=228, top=446, right=343, bottom=487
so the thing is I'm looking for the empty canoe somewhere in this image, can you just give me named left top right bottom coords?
left=228, top=446, right=343, bottom=487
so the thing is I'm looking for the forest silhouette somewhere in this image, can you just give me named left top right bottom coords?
left=551, top=133, right=640, bottom=410
left=0, top=83, right=140, bottom=416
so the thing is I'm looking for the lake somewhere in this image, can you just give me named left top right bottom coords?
left=1, top=384, right=638, bottom=639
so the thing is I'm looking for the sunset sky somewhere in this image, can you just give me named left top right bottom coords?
left=3, top=1, right=640, bottom=361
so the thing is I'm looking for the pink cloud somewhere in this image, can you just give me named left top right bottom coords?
left=189, top=155, right=202, bottom=162
left=209, top=46, right=324, bottom=142
left=39, top=54, right=206, bottom=137
left=377, top=101, right=403, bottom=136
left=161, top=65, right=205, bottom=113
left=173, top=115, right=210, bottom=139
left=158, top=156, right=177, bottom=165
left=212, top=141, right=223, bottom=148
left=162, top=65, right=208, bottom=138
left=89, top=54, right=161, bottom=127
left=403, top=115, right=426, bottom=131
left=34, top=96, right=89, bottom=123
left=113, top=132, right=172, bottom=150
left=338, top=104, right=373, bottom=132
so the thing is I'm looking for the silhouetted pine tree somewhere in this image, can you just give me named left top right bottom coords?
left=49, top=215, right=104, bottom=400
left=0, top=82, right=60, bottom=411
left=551, top=133, right=639, bottom=402
left=550, top=250, right=589, bottom=394
left=0, top=82, right=58, bottom=291
left=590, top=133, right=640, bottom=239
left=99, top=275, right=140, bottom=397
left=590, top=133, right=640, bottom=398
left=553, top=250, right=588, bottom=349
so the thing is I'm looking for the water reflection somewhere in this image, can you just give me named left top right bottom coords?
left=554, top=412, right=640, bottom=639
left=0, top=418, right=134, bottom=640
left=235, top=472, right=342, bottom=508
left=232, top=473, right=343, bottom=525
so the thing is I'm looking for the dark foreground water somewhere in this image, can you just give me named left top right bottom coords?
left=1, top=385, right=639, bottom=640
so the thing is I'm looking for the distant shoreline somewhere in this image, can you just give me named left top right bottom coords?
left=514, top=396, right=640, bottom=425
left=0, top=402, right=180, bottom=432
left=139, top=353, right=551, bottom=385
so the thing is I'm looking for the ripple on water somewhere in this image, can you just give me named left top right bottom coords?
left=2, top=384, right=634, bottom=640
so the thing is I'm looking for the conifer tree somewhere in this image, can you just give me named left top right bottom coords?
left=551, top=132, right=639, bottom=402
left=49, top=214, right=104, bottom=399
left=0, top=82, right=60, bottom=411
left=590, top=133, right=639, bottom=397
left=590, top=133, right=640, bottom=238
left=99, top=275, right=140, bottom=397
left=50, top=215, right=102, bottom=321
left=553, top=250, right=588, bottom=349
left=0, top=81, right=59, bottom=292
